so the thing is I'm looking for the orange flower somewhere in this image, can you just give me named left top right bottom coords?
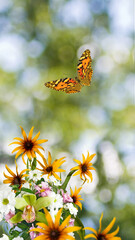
left=9, top=126, right=48, bottom=164
left=3, top=161, right=29, bottom=190
left=84, top=213, right=121, bottom=240
left=29, top=208, right=81, bottom=240
left=70, top=152, right=96, bottom=183
left=37, top=151, right=65, bottom=180
left=70, top=186, right=84, bottom=210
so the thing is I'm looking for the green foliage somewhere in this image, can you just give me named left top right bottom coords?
left=10, top=212, right=23, bottom=224
left=61, top=170, right=76, bottom=190
left=0, top=0, right=134, bottom=239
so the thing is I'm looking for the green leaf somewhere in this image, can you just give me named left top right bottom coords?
left=11, top=184, right=19, bottom=190
left=21, top=231, right=30, bottom=240
left=34, top=197, right=52, bottom=211
left=21, top=187, right=34, bottom=194
left=15, top=191, right=21, bottom=197
left=10, top=230, right=20, bottom=238
left=27, top=159, right=29, bottom=169
left=10, top=212, right=23, bottom=224
left=15, top=198, right=27, bottom=210
left=75, top=216, right=85, bottom=240
left=36, top=212, right=48, bottom=224
left=31, top=158, right=37, bottom=170
left=23, top=193, right=36, bottom=205
left=17, top=223, right=29, bottom=230
left=61, top=170, right=76, bottom=190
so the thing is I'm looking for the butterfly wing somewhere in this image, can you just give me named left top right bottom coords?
left=77, top=49, right=93, bottom=86
left=45, top=78, right=82, bottom=94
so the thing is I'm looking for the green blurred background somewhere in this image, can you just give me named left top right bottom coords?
left=0, top=0, right=134, bottom=239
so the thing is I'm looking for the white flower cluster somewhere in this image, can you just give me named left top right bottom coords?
left=27, top=171, right=78, bottom=222
left=0, top=186, right=15, bottom=216
left=33, top=174, right=78, bottom=221
left=0, top=235, right=23, bottom=240
left=0, top=168, right=79, bottom=239
left=64, top=203, right=78, bottom=217
left=28, top=170, right=42, bottom=182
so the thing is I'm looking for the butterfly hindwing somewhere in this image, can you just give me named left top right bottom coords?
left=77, top=49, right=93, bottom=86
left=45, top=49, right=93, bottom=93
left=45, top=78, right=82, bottom=94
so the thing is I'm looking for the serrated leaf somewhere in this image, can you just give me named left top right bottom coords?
left=10, top=212, right=23, bottom=224
left=23, top=193, right=36, bottom=205
left=34, top=197, right=52, bottom=211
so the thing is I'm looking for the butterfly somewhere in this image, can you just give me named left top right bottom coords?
left=45, top=49, right=93, bottom=93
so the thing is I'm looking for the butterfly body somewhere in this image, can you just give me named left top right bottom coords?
left=45, top=49, right=93, bottom=93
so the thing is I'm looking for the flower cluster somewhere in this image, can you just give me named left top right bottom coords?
left=0, top=127, right=121, bottom=240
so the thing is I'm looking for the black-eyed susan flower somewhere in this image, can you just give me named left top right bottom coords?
left=9, top=126, right=48, bottom=164
left=70, top=152, right=96, bottom=183
left=3, top=161, right=29, bottom=190
left=37, top=151, right=65, bottom=180
left=84, top=213, right=121, bottom=240
left=70, top=186, right=84, bottom=210
left=29, top=208, right=81, bottom=240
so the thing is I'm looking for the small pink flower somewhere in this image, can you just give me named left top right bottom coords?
left=30, top=224, right=43, bottom=240
left=22, top=205, right=35, bottom=223
left=5, top=210, right=15, bottom=227
left=60, top=189, right=73, bottom=203
left=35, top=182, right=51, bottom=197
left=69, top=218, right=75, bottom=226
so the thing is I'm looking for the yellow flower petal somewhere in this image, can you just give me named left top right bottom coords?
left=20, top=126, right=27, bottom=140
left=33, top=235, right=45, bottom=240
left=44, top=208, right=54, bottom=228
left=85, top=233, right=97, bottom=239
left=5, top=165, right=16, bottom=176
left=84, top=227, right=97, bottom=235
left=106, top=226, right=119, bottom=237
left=15, top=149, right=25, bottom=159
left=36, top=139, right=48, bottom=144
left=98, top=213, right=103, bottom=233
left=12, top=146, right=23, bottom=154
left=32, top=131, right=40, bottom=142
left=13, top=137, right=23, bottom=142
left=28, top=126, right=34, bottom=140
left=102, top=217, right=116, bottom=235
left=74, top=159, right=82, bottom=165
left=59, top=215, right=71, bottom=231
left=55, top=208, right=62, bottom=228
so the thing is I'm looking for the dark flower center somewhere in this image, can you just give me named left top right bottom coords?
left=46, top=166, right=53, bottom=173
left=72, top=196, right=77, bottom=203
left=13, top=176, right=22, bottom=186
left=98, top=234, right=106, bottom=240
left=24, top=140, right=33, bottom=150
left=81, top=164, right=87, bottom=173
left=50, top=230, right=60, bottom=240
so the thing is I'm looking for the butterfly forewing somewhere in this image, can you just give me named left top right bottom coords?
left=45, top=78, right=82, bottom=94
left=77, top=49, right=93, bottom=86
left=44, top=49, right=93, bottom=93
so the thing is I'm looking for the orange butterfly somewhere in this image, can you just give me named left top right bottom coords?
left=45, top=49, right=93, bottom=93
